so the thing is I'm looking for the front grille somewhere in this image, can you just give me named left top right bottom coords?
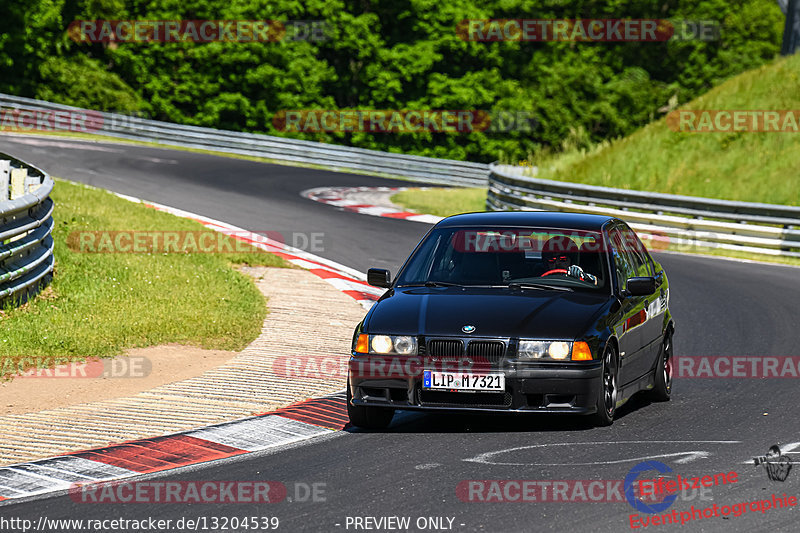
left=427, top=339, right=464, bottom=359
left=467, top=341, right=506, bottom=364
left=418, top=389, right=513, bottom=408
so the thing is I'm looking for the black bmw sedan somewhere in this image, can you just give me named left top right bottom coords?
left=347, top=212, right=674, bottom=428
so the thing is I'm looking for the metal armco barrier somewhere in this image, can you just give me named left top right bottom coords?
left=0, top=153, right=55, bottom=304
left=0, top=93, right=488, bottom=187
left=4, top=94, right=797, bottom=261
left=488, top=164, right=800, bottom=258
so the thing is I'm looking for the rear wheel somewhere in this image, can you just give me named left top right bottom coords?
left=346, top=382, right=394, bottom=430
left=649, top=331, right=673, bottom=402
left=591, top=345, right=618, bottom=427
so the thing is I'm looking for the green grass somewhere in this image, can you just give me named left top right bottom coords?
left=391, top=188, right=486, bottom=218
left=395, top=54, right=800, bottom=212
left=528, top=53, right=800, bottom=206
left=0, top=178, right=289, bottom=369
left=392, top=187, right=484, bottom=218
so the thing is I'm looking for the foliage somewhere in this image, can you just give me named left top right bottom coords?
left=0, top=0, right=785, bottom=162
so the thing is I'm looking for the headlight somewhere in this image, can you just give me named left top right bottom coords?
left=371, top=335, right=394, bottom=354
left=393, top=336, right=417, bottom=355
left=517, top=340, right=586, bottom=361
left=548, top=341, right=571, bottom=360
left=518, top=340, right=549, bottom=359
left=360, top=334, right=418, bottom=355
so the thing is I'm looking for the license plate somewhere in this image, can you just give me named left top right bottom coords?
left=423, top=370, right=505, bottom=391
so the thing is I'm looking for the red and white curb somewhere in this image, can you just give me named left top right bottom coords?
left=0, top=189, right=380, bottom=503
left=302, top=186, right=443, bottom=224
left=0, top=393, right=348, bottom=502
left=113, top=193, right=385, bottom=310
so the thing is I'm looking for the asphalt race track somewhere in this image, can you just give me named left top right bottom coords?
left=2, top=134, right=799, bottom=532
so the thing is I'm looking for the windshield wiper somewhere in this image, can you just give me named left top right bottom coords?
left=425, top=281, right=463, bottom=287
left=505, top=282, right=573, bottom=292
left=399, top=281, right=463, bottom=288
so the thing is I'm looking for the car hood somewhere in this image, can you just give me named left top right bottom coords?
left=365, top=287, right=612, bottom=339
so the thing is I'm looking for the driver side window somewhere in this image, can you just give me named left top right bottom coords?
left=609, top=228, right=635, bottom=292
left=621, top=226, right=652, bottom=277
left=428, top=235, right=456, bottom=281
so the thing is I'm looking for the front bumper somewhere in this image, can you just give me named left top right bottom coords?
left=348, top=357, right=603, bottom=414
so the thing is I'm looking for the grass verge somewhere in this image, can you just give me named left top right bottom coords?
left=0, top=178, right=289, bottom=368
left=527, top=53, right=800, bottom=206
left=391, top=188, right=486, bottom=218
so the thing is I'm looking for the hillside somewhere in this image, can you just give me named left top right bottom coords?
left=534, top=53, right=800, bottom=205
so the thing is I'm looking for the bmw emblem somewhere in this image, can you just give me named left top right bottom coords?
left=462, top=325, right=476, bottom=334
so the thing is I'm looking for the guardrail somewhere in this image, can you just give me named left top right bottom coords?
left=0, top=153, right=55, bottom=305
left=5, top=94, right=797, bottom=260
left=488, top=163, right=800, bottom=258
left=0, top=93, right=488, bottom=187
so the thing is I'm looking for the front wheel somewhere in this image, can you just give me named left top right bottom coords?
left=591, top=345, right=618, bottom=427
left=346, top=382, right=394, bottom=430
left=649, top=331, right=673, bottom=402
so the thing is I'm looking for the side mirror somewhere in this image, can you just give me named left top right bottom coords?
left=367, top=268, right=392, bottom=288
left=625, top=276, right=656, bottom=296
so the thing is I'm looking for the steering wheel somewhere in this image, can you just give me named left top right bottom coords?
left=541, top=269, right=568, bottom=277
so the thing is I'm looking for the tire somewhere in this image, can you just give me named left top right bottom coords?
left=649, top=331, right=673, bottom=402
left=591, top=345, right=618, bottom=427
left=346, top=382, right=394, bottom=430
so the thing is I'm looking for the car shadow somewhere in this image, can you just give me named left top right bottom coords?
left=614, top=390, right=659, bottom=418
left=344, top=391, right=660, bottom=434
left=344, top=410, right=594, bottom=434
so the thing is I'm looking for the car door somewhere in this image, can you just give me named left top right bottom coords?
left=620, top=224, right=663, bottom=372
left=608, top=226, right=648, bottom=385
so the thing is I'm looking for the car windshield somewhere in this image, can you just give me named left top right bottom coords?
left=395, top=226, right=609, bottom=292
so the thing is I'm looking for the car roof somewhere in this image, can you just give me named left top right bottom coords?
left=435, top=211, right=617, bottom=231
